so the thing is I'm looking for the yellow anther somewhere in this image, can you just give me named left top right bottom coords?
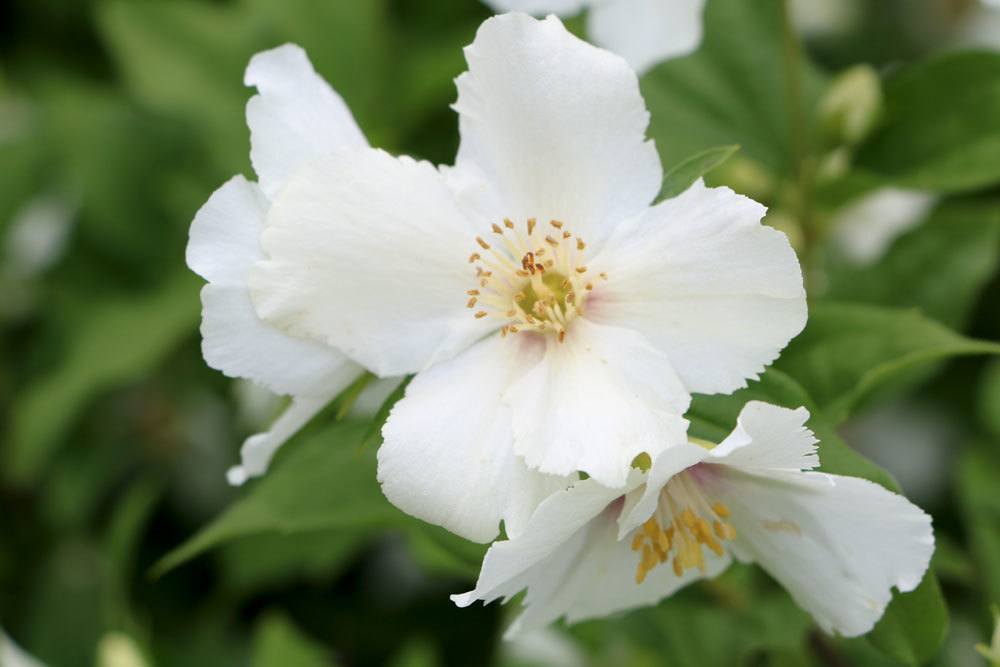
left=466, top=297, right=477, bottom=308
left=474, top=311, right=488, bottom=319
left=656, top=530, right=671, bottom=553
left=585, top=282, right=594, bottom=291
left=575, top=266, right=587, bottom=273
left=599, top=272, right=609, bottom=280
left=631, top=533, right=645, bottom=551
left=562, top=230, right=571, bottom=239
left=514, top=292, right=525, bottom=302
left=545, top=235, right=559, bottom=246
left=712, top=502, right=731, bottom=518
left=491, top=223, right=503, bottom=234
left=476, top=236, right=490, bottom=250
left=672, top=556, right=683, bottom=577
left=500, top=326, right=509, bottom=338
left=466, top=289, right=479, bottom=296
left=503, top=218, right=515, bottom=229
left=576, top=238, right=586, bottom=251
left=527, top=218, right=537, bottom=234
left=468, top=252, right=480, bottom=263
left=549, top=220, right=563, bottom=229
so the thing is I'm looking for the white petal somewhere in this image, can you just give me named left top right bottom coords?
left=188, top=176, right=358, bottom=396
left=453, top=471, right=726, bottom=638
left=589, top=181, right=806, bottom=395
left=617, top=441, right=710, bottom=539
left=481, top=0, right=587, bottom=14
left=244, top=44, right=367, bottom=198
left=710, top=401, right=819, bottom=472
left=452, top=473, right=637, bottom=609
left=587, top=0, right=706, bottom=74
left=714, top=469, right=934, bottom=637
left=454, top=14, right=661, bottom=245
left=187, top=175, right=269, bottom=287
left=226, top=372, right=355, bottom=485
left=251, top=148, right=496, bottom=377
left=379, top=333, right=570, bottom=543
left=505, top=319, right=689, bottom=487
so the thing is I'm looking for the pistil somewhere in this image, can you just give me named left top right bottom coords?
left=466, top=217, right=599, bottom=341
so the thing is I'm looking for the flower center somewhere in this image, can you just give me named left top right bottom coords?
left=466, top=218, right=605, bottom=342
left=631, top=472, right=737, bottom=584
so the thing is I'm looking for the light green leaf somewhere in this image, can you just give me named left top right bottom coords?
left=658, top=145, right=740, bottom=201
left=855, top=51, right=1000, bottom=193
left=824, top=197, right=1000, bottom=329
left=96, top=0, right=256, bottom=174
left=4, top=270, right=200, bottom=484
left=252, top=612, right=337, bottom=667
left=775, top=302, right=1000, bottom=423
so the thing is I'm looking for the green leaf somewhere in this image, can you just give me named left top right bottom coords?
left=824, top=197, right=1000, bottom=329
left=152, top=420, right=397, bottom=577
left=688, top=368, right=895, bottom=489
left=868, top=572, right=948, bottom=666
left=218, top=529, right=368, bottom=592
left=957, top=446, right=1000, bottom=606
left=855, top=51, right=1000, bottom=193
left=252, top=612, right=337, bottom=667
left=641, top=0, right=825, bottom=176
left=775, top=302, right=1000, bottom=422
left=658, top=145, right=740, bottom=201
left=96, top=0, right=256, bottom=174
left=4, top=270, right=200, bottom=484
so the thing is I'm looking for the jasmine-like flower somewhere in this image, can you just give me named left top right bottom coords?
left=482, top=0, right=706, bottom=73
left=246, top=13, right=805, bottom=542
left=186, top=44, right=369, bottom=484
left=453, top=402, right=934, bottom=638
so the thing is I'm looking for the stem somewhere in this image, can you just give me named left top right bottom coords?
left=780, top=0, right=819, bottom=289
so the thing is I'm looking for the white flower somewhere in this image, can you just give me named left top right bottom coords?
left=186, top=44, right=369, bottom=485
left=249, top=13, right=806, bottom=543
left=453, top=402, right=934, bottom=639
left=482, top=0, right=706, bottom=74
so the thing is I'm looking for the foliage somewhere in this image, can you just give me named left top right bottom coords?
left=2, top=0, right=999, bottom=665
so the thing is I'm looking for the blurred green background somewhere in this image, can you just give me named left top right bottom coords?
left=2, top=0, right=1000, bottom=665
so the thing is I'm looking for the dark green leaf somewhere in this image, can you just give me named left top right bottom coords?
left=868, top=572, right=948, bottom=666
left=776, top=302, right=1000, bottom=422
left=855, top=51, right=1000, bottom=193
left=642, top=0, right=825, bottom=176
left=824, top=197, right=1000, bottom=329
left=4, top=271, right=200, bottom=484
left=152, top=421, right=397, bottom=577
left=957, top=447, right=1000, bottom=606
